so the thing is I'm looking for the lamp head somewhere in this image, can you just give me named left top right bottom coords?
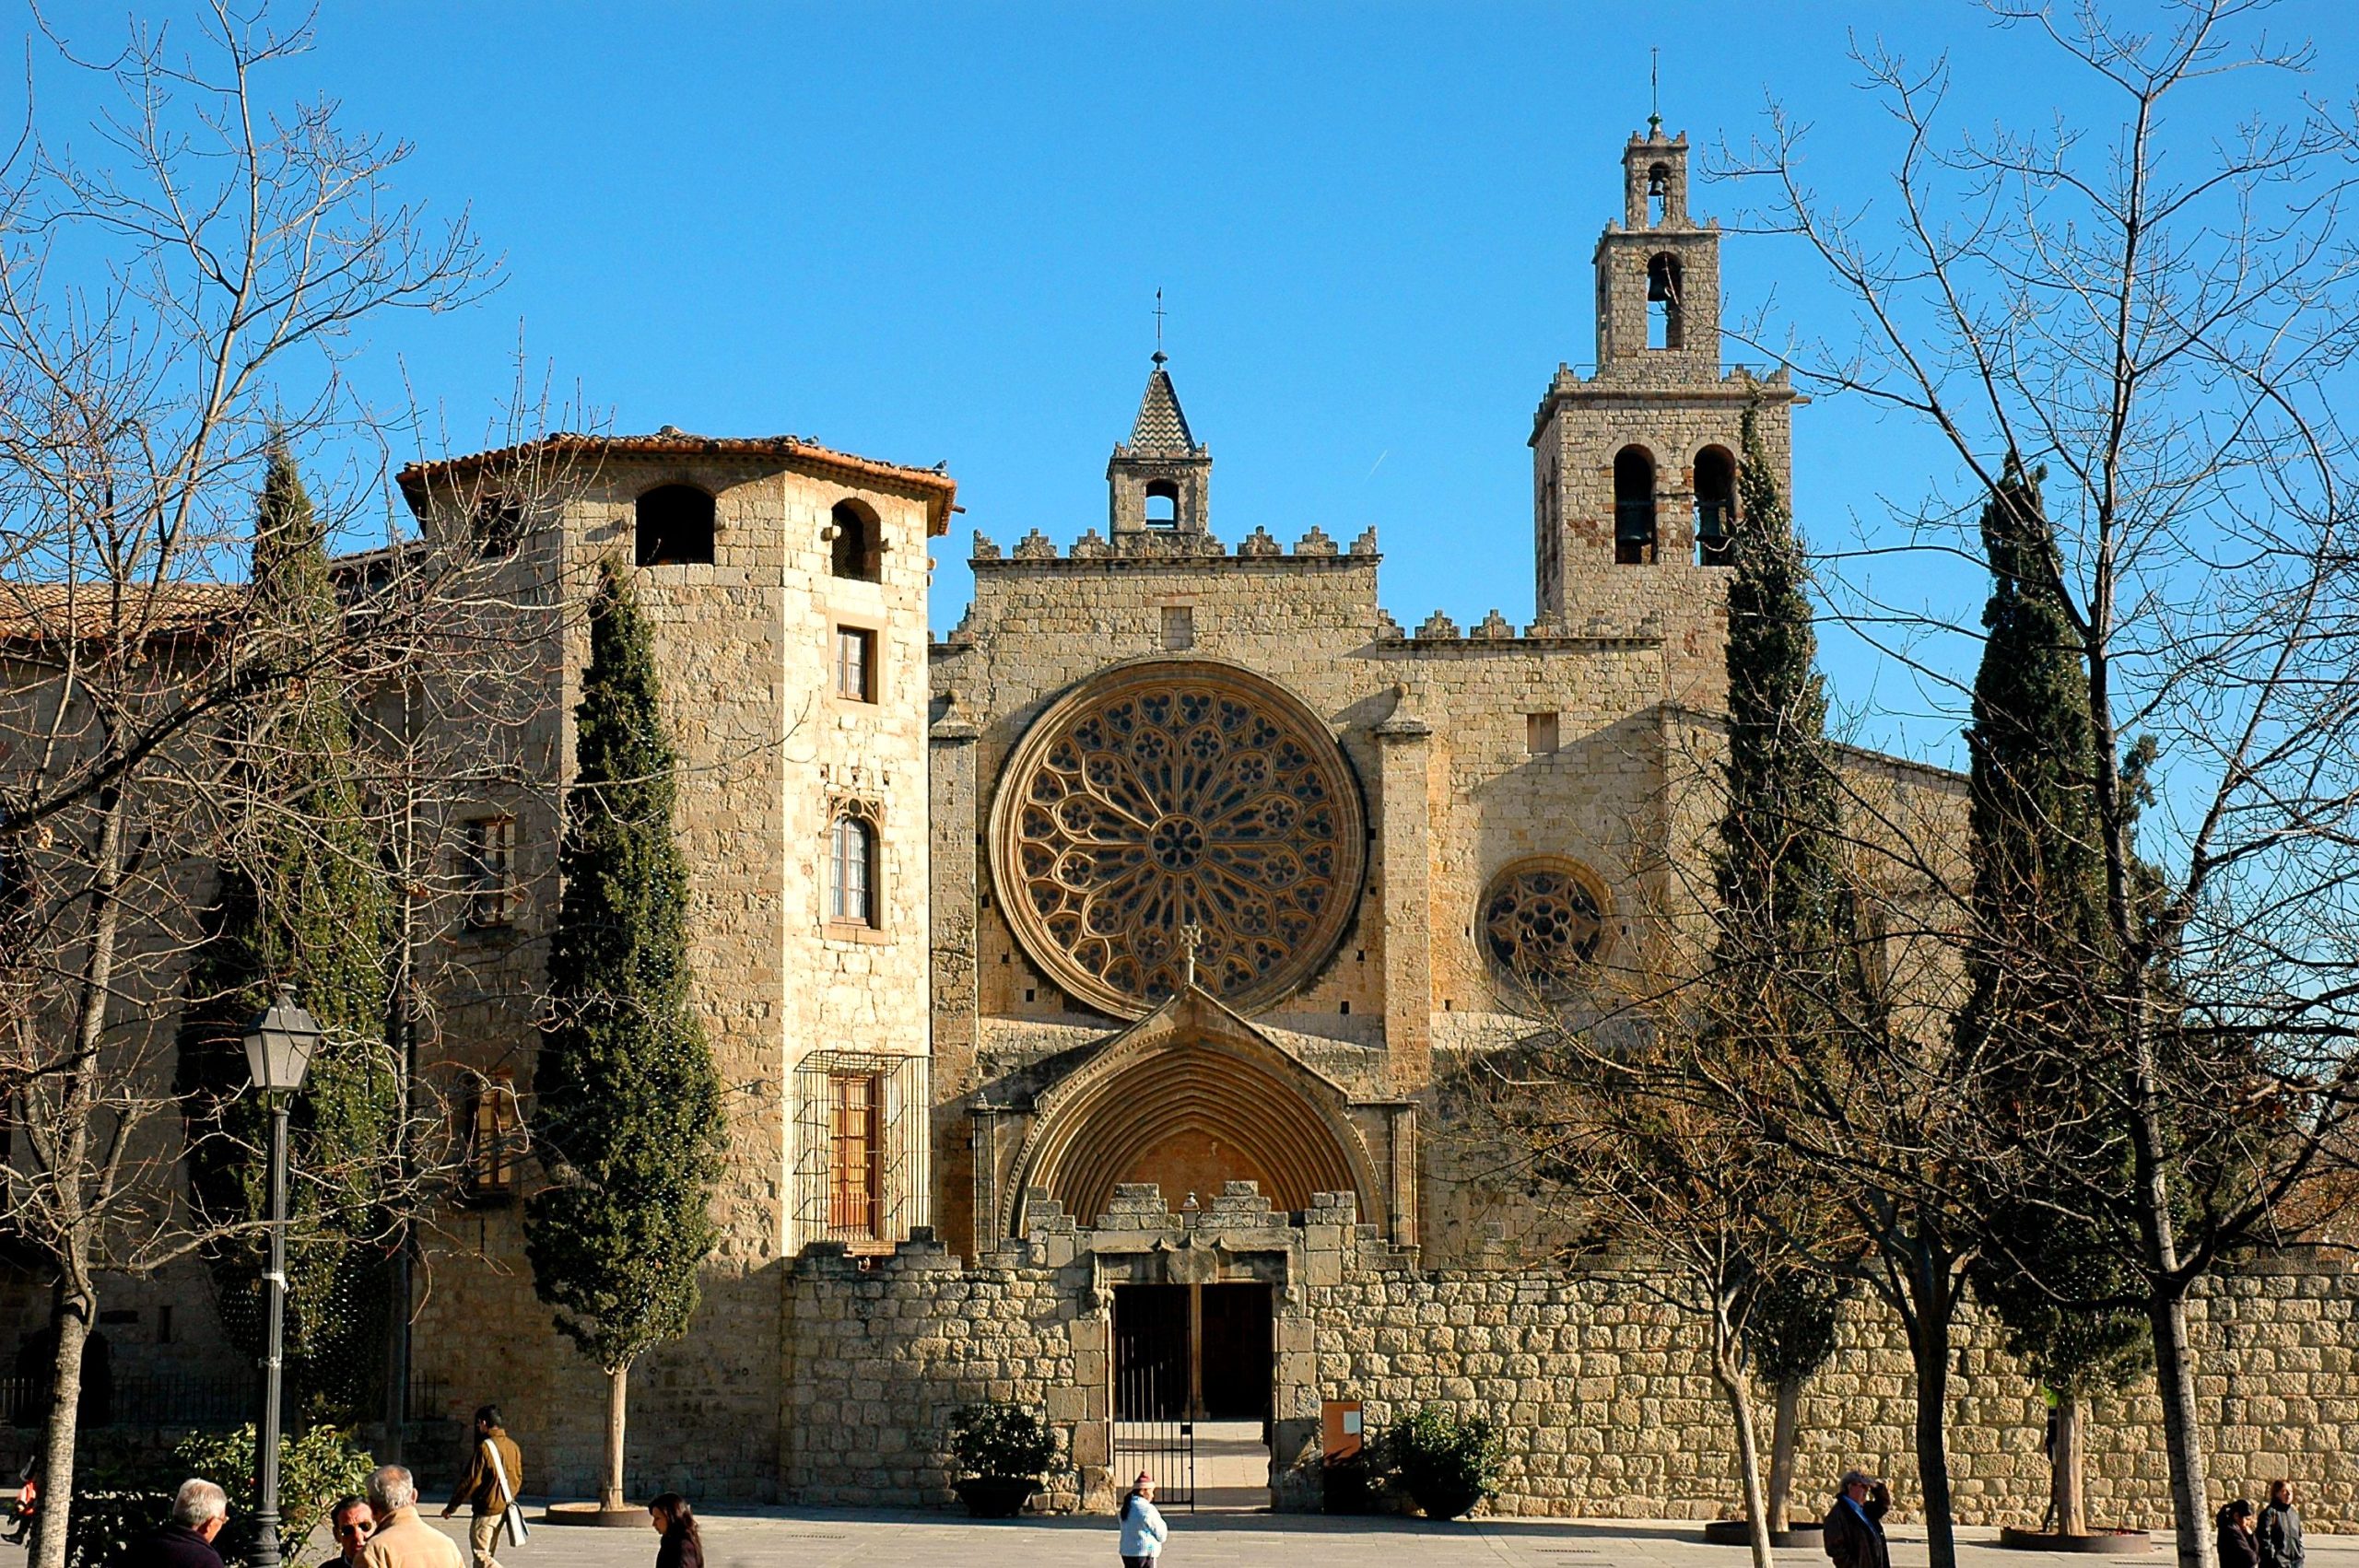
left=243, top=984, right=321, bottom=1094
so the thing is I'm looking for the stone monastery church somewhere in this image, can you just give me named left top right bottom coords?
left=30, top=129, right=2353, bottom=1525
left=399, top=127, right=1834, bottom=1512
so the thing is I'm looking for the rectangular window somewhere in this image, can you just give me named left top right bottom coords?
left=463, top=816, right=517, bottom=930
left=1161, top=605, right=1195, bottom=650
left=464, top=1074, right=522, bottom=1199
left=157, top=1305, right=174, bottom=1345
left=827, top=1073, right=882, bottom=1238
left=1527, top=712, right=1560, bottom=755
left=834, top=626, right=876, bottom=703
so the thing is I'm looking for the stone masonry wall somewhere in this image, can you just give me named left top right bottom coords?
left=783, top=1204, right=2359, bottom=1528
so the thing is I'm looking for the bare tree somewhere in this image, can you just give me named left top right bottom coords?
left=0, top=7, right=538, bottom=1563
left=1466, top=975, right=1854, bottom=1568
left=1724, top=6, right=2359, bottom=1565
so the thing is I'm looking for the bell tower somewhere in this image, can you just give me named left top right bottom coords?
left=1529, top=126, right=1798, bottom=624
left=1109, top=352, right=1212, bottom=539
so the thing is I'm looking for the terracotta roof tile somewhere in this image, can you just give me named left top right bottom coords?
left=0, top=580, right=242, bottom=642
left=397, top=431, right=958, bottom=535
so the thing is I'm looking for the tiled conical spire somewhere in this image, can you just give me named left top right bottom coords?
left=1126, top=353, right=1203, bottom=457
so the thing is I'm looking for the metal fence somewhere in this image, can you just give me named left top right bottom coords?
left=1112, top=1362, right=1194, bottom=1512
left=1, top=1371, right=248, bottom=1431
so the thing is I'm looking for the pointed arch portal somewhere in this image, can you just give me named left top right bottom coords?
left=1006, top=994, right=1383, bottom=1236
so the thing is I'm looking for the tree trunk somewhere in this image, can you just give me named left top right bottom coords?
left=2052, top=1390, right=2087, bottom=1537
left=1903, top=1279, right=1959, bottom=1568
left=31, top=797, right=126, bottom=1568
left=1711, top=1310, right=1774, bottom=1568
left=30, top=1287, right=93, bottom=1568
left=1766, top=1374, right=1804, bottom=1533
left=1721, top=1375, right=1774, bottom=1568
left=2150, top=1290, right=2215, bottom=1568
left=601, top=1362, right=629, bottom=1511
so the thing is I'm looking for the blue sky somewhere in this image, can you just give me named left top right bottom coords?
left=32, top=1, right=2358, bottom=765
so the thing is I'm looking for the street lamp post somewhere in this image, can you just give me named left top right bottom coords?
left=243, top=985, right=321, bottom=1568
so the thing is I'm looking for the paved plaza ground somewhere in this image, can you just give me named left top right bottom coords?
left=393, top=1511, right=2359, bottom=1568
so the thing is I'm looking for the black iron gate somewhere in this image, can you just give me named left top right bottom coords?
left=1113, top=1360, right=1195, bottom=1512
left=1113, top=1286, right=1195, bottom=1510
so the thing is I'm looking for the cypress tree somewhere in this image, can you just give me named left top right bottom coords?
left=179, top=441, right=397, bottom=1421
left=1702, top=409, right=1860, bottom=1545
left=524, top=559, right=725, bottom=1513
left=1956, top=461, right=2148, bottom=1535
left=1714, top=410, right=1850, bottom=976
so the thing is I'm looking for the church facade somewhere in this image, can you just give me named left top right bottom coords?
left=10, top=130, right=2354, bottom=1527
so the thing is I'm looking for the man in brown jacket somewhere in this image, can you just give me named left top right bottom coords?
left=358, top=1467, right=462, bottom=1568
left=441, top=1406, right=522, bottom=1568
left=1824, top=1469, right=1893, bottom=1568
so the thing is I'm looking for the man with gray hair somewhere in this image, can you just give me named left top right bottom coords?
left=118, top=1477, right=228, bottom=1566
left=358, top=1466, right=463, bottom=1568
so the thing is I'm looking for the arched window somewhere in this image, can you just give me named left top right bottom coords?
left=829, top=812, right=877, bottom=927
left=1614, top=446, right=1656, bottom=566
left=1144, top=479, right=1180, bottom=529
left=1647, top=253, right=1684, bottom=350
left=1647, top=163, right=1671, bottom=227
left=635, top=485, right=715, bottom=567
left=829, top=499, right=881, bottom=581
left=1694, top=445, right=1736, bottom=568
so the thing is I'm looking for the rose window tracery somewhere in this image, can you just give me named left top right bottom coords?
left=991, top=661, right=1367, bottom=1017
left=1480, top=858, right=1612, bottom=1000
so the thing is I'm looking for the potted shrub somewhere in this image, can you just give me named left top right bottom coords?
left=1382, top=1404, right=1503, bottom=1521
left=945, top=1400, right=1060, bottom=1518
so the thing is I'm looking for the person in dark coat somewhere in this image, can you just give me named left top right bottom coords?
left=2219, top=1500, right=2260, bottom=1568
left=115, top=1478, right=229, bottom=1567
left=2260, top=1481, right=2306, bottom=1568
left=647, top=1492, right=703, bottom=1568
left=1823, top=1469, right=1892, bottom=1568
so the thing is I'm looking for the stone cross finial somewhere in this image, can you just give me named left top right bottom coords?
left=1180, top=923, right=1204, bottom=989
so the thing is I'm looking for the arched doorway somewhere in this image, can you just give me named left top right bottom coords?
left=1007, top=1012, right=1379, bottom=1235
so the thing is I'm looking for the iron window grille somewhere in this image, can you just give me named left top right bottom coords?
left=791, top=1050, right=929, bottom=1251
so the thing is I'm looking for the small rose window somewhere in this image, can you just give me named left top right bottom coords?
left=1479, top=858, right=1612, bottom=998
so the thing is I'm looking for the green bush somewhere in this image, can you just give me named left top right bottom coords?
left=945, top=1401, right=1060, bottom=1481
left=1381, top=1405, right=1503, bottom=1521
left=172, top=1424, right=376, bottom=1564
left=65, top=1489, right=178, bottom=1568
left=63, top=1425, right=375, bottom=1566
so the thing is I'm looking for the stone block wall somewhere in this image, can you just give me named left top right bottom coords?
left=780, top=1200, right=2359, bottom=1528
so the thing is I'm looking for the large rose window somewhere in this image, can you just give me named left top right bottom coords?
left=991, top=661, right=1366, bottom=1017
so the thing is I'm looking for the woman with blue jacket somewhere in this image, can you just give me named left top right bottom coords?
left=1118, top=1472, right=1168, bottom=1564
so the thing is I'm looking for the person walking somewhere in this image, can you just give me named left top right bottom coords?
left=646, top=1492, right=702, bottom=1568
left=2259, top=1481, right=2306, bottom=1568
left=319, top=1495, right=376, bottom=1567
left=116, top=1479, right=229, bottom=1567
left=6, top=1454, right=34, bottom=1546
left=358, top=1466, right=463, bottom=1568
left=2218, top=1500, right=2260, bottom=1568
left=440, top=1407, right=523, bottom=1568
left=1823, top=1470, right=1892, bottom=1568
left=1117, top=1471, right=1168, bottom=1566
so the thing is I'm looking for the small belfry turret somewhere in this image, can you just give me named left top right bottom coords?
left=1109, top=351, right=1211, bottom=538
left=1529, top=126, right=1799, bottom=624
left=1595, top=128, right=1720, bottom=371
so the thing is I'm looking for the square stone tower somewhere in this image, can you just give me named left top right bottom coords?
left=1530, top=127, right=1801, bottom=696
